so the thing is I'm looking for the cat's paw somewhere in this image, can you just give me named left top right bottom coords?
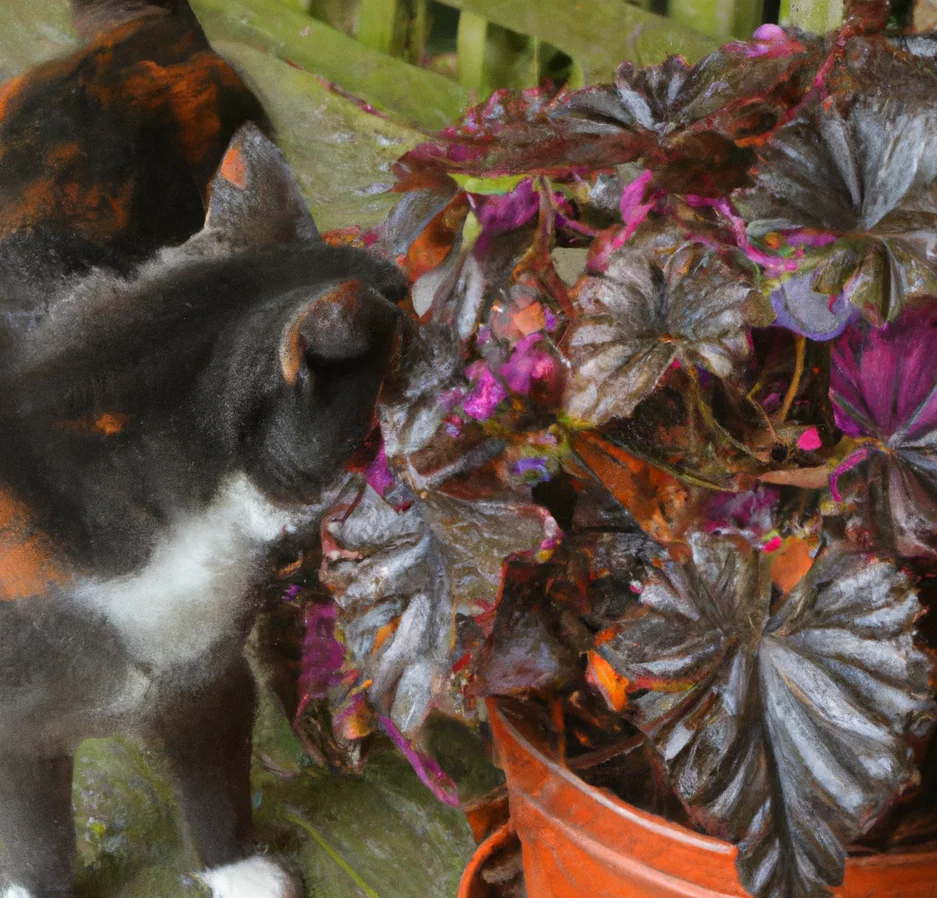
left=2, top=886, right=34, bottom=898
left=201, top=855, right=300, bottom=898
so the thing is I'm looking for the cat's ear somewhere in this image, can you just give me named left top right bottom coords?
left=204, top=123, right=320, bottom=249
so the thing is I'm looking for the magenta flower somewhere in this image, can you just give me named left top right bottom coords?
left=703, top=486, right=780, bottom=546
left=297, top=602, right=346, bottom=717
left=364, top=443, right=395, bottom=496
left=499, top=333, right=560, bottom=399
left=462, top=361, right=508, bottom=420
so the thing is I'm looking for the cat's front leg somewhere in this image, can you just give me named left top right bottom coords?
left=0, top=752, right=75, bottom=898
left=147, top=657, right=299, bottom=898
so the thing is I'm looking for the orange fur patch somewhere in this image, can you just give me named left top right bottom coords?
left=219, top=144, right=248, bottom=189
left=0, top=490, right=71, bottom=600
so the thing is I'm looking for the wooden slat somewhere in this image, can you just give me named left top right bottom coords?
left=437, top=0, right=720, bottom=82
left=788, top=0, right=844, bottom=31
left=669, top=0, right=764, bottom=40
left=193, top=0, right=470, bottom=130
left=357, top=0, right=399, bottom=54
left=456, top=9, right=488, bottom=90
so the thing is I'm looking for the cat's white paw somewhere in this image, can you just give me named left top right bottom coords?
left=2, top=886, right=34, bottom=898
left=201, top=855, right=300, bottom=898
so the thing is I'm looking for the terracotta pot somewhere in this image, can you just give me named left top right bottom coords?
left=458, top=822, right=517, bottom=898
left=487, top=699, right=937, bottom=898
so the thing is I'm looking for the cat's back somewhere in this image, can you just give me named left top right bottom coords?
left=0, top=2, right=267, bottom=272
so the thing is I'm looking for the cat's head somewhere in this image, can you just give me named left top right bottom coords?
left=191, top=124, right=411, bottom=506
left=7, top=124, right=411, bottom=523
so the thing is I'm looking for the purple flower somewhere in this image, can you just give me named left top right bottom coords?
left=512, top=456, right=550, bottom=482
left=473, top=179, right=539, bottom=256
left=770, top=273, right=857, bottom=341
left=297, top=603, right=346, bottom=716
left=282, top=583, right=303, bottom=602
left=364, top=444, right=394, bottom=496
left=462, top=362, right=507, bottom=420
left=499, top=334, right=558, bottom=396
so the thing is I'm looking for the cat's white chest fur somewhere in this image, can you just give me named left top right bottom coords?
left=75, top=473, right=305, bottom=671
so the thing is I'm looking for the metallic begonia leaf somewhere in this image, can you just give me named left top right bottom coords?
left=599, top=534, right=934, bottom=898
left=563, top=242, right=755, bottom=425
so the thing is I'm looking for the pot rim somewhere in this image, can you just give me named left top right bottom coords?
left=489, top=699, right=735, bottom=855
left=488, top=697, right=937, bottom=869
left=457, top=821, right=516, bottom=898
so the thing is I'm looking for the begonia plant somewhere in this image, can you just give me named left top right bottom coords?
left=272, top=4, right=937, bottom=896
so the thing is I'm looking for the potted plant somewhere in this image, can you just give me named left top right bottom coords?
left=270, top=3, right=937, bottom=896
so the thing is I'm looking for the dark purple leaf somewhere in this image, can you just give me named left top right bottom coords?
left=599, top=534, right=934, bottom=898
left=378, top=323, right=465, bottom=456
left=830, top=305, right=937, bottom=557
left=473, top=560, right=581, bottom=697
left=702, top=486, right=780, bottom=547
left=320, top=478, right=557, bottom=736
left=734, top=95, right=937, bottom=322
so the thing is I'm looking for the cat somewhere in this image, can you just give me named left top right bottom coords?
left=0, top=4, right=409, bottom=897
left=0, top=0, right=269, bottom=274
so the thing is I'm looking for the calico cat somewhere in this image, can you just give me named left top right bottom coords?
left=0, top=4, right=409, bottom=898
left=0, top=0, right=268, bottom=274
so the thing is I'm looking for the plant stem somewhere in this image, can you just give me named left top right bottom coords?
left=776, top=335, right=806, bottom=424
left=457, top=10, right=488, bottom=91
left=551, top=698, right=566, bottom=766
left=285, top=813, right=381, bottom=898
left=688, top=366, right=763, bottom=461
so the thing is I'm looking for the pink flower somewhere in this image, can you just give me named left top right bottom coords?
left=738, top=24, right=805, bottom=59
left=499, top=334, right=559, bottom=396
left=797, top=427, right=822, bottom=452
left=462, top=362, right=507, bottom=420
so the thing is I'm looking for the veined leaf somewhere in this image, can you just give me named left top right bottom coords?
left=734, top=95, right=937, bottom=323
left=562, top=241, right=756, bottom=426
left=598, top=533, right=934, bottom=898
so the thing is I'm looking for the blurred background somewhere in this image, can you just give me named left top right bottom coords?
left=0, top=0, right=924, bottom=233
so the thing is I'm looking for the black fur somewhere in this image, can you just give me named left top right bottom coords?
left=0, top=5, right=408, bottom=895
